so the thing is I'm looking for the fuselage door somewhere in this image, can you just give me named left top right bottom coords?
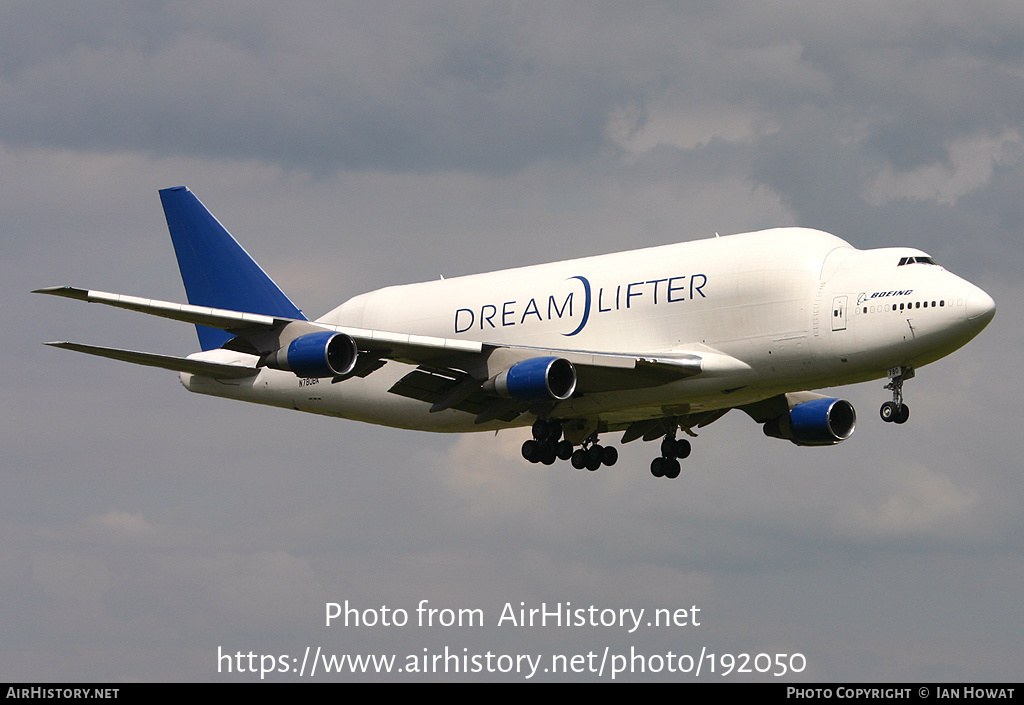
left=831, top=296, right=848, bottom=331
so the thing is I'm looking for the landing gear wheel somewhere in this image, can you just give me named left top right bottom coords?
left=664, top=458, right=681, bottom=479
left=532, top=419, right=562, bottom=442
left=650, top=457, right=667, bottom=478
left=652, top=420, right=692, bottom=478
left=540, top=441, right=557, bottom=465
left=881, top=400, right=910, bottom=424
left=659, top=436, right=691, bottom=459
left=528, top=427, right=619, bottom=472
left=570, top=449, right=588, bottom=470
left=882, top=366, right=915, bottom=426
left=661, top=436, right=677, bottom=458
left=522, top=439, right=540, bottom=462
left=556, top=440, right=574, bottom=460
left=894, top=403, right=910, bottom=424
left=880, top=401, right=898, bottom=423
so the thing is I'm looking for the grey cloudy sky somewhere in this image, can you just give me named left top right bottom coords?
left=3, top=0, right=1022, bottom=681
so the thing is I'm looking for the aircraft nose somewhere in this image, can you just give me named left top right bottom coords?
left=966, top=287, right=996, bottom=324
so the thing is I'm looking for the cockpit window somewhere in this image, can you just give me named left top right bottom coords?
left=898, top=256, right=938, bottom=266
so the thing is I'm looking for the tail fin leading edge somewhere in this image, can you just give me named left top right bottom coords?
left=159, top=186, right=307, bottom=350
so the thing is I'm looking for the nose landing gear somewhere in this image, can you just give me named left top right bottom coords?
left=880, top=366, right=913, bottom=424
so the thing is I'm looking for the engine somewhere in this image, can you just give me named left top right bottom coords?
left=762, top=397, right=856, bottom=446
left=267, top=331, right=359, bottom=378
left=485, top=356, right=577, bottom=403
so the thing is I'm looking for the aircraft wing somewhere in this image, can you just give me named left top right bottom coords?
left=34, top=285, right=483, bottom=361
left=36, top=286, right=747, bottom=419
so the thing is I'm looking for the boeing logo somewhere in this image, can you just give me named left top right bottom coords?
left=857, top=290, right=914, bottom=306
left=454, top=273, right=708, bottom=336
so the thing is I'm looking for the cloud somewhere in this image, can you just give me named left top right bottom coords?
left=86, top=510, right=154, bottom=537
left=863, top=130, right=1023, bottom=206
left=608, top=101, right=780, bottom=155
left=832, top=463, right=982, bottom=540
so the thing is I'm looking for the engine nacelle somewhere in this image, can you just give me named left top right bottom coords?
left=762, top=397, right=856, bottom=446
left=484, top=356, right=577, bottom=403
left=267, top=331, right=358, bottom=378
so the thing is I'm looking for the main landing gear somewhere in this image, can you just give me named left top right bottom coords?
left=521, top=419, right=618, bottom=471
left=521, top=417, right=695, bottom=478
left=650, top=429, right=691, bottom=480
left=880, top=366, right=914, bottom=425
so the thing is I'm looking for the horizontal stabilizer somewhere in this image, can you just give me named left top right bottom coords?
left=45, top=342, right=259, bottom=379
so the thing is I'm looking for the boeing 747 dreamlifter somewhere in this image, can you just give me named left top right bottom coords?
left=37, top=187, right=995, bottom=478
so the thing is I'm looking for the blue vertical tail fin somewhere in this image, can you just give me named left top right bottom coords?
left=159, top=187, right=307, bottom=351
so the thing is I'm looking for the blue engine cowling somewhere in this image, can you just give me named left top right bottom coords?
left=763, top=397, right=856, bottom=446
left=270, top=331, right=358, bottom=378
left=486, top=356, right=577, bottom=403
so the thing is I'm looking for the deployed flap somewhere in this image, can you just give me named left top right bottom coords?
left=387, top=368, right=524, bottom=422
left=45, top=342, right=258, bottom=379
left=159, top=186, right=306, bottom=350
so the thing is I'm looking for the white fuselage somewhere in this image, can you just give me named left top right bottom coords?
left=182, top=228, right=994, bottom=432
